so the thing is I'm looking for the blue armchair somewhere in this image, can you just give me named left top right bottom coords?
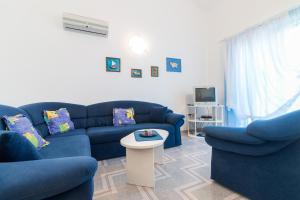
left=204, top=110, right=300, bottom=200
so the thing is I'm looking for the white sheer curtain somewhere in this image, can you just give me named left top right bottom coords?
left=225, top=7, right=300, bottom=126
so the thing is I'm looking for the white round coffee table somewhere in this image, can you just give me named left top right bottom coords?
left=120, top=129, right=169, bottom=188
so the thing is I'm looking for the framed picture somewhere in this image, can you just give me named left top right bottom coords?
left=131, top=69, right=142, bottom=78
left=166, top=57, right=182, bottom=72
left=106, top=57, right=121, bottom=72
left=151, top=66, right=159, bottom=77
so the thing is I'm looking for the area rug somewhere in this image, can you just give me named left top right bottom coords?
left=93, top=135, right=248, bottom=200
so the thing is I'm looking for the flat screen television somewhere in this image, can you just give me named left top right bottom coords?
left=194, top=87, right=217, bottom=105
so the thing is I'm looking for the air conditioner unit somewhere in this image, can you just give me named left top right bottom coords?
left=63, top=12, right=109, bottom=37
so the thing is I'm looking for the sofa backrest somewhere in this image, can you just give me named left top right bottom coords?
left=1, top=101, right=169, bottom=135
left=87, top=101, right=164, bottom=127
left=0, top=105, right=30, bottom=131
left=19, top=102, right=87, bottom=137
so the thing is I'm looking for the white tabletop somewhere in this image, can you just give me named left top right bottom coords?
left=120, top=129, right=169, bottom=150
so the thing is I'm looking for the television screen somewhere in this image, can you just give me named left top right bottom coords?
left=195, top=87, right=216, bottom=103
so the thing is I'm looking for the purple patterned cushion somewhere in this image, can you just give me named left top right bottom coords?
left=44, top=108, right=75, bottom=135
left=113, top=108, right=136, bottom=126
left=2, top=114, right=49, bottom=149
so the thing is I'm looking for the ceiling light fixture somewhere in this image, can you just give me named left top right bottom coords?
left=129, top=35, right=148, bottom=55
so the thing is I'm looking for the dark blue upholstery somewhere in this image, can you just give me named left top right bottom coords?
left=205, top=134, right=293, bottom=156
left=165, top=112, right=185, bottom=125
left=91, top=141, right=126, bottom=160
left=0, top=156, right=97, bottom=200
left=0, top=131, right=42, bottom=162
left=42, top=135, right=91, bottom=159
left=20, top=102, right=87, bottom=137
left=0, top=101, right=184, bottom=200
left=87, top=101, right=166, bottom=126
left=88, top=123, right=177, bottom=160
left=45, top=179, right=94, bottom=200
left=247, top=110, right=300, bottom=141
left=204, top=127, right=265, bottom=145
left=46, top=128, right=86, bottom=138
left=150, top=106, right=168, bottom=123
left=204, top=110, right=300, bottom=200
left=87, top=123, right=175, bottom=144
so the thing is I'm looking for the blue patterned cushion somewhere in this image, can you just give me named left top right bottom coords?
left=113, top=108, right=136, bottom=126
left=44, top=108, right=75, bottom=135
left=2, top=114, right=49, bottom=149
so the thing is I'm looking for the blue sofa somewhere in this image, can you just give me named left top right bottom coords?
left=204, top=110, right=300, bottom=200
left=0, top=101, right=184, bottom=200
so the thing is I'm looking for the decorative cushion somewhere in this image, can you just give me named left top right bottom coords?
left=0, top=131, right=42, bottom=162
left=44, top=108, right=75, bottom=135
left=113, top=108, right=136, bottom=126
left=2, top=114, right=49, bottom=149
left=150, top=107, right=168, bottom=123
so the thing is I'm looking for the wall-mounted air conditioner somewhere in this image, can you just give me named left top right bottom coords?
left=63, top=12, right=109, bottom=37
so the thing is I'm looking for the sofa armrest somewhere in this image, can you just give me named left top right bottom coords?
left=247, top=110, right=300, bottom=141
left=165, top=113, right=185, bottom=126
left=0, top=156, right=98, bottom=200
left=203, top=126, right=265, bottom=145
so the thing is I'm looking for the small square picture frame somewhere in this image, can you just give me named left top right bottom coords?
left=166, top=57, right=182, bottom=72
left=106, top=57, right=121, bottom=72
left=131, top=69, right=142, bottom=78
left=151, top=66, right=159, bottom=77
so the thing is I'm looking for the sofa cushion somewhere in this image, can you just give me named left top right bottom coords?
left=113, top=108, right=136, bottom=126
left=41, top=135, right=91, bottom=159
left=2, top=114, right=49, bottom=149
left=0, top=105, right=29, bottom=131
left=87, top=123, right=175, bottom=144
left=0, top=131, right=42, bottom=162
left=20, top=102, right=87, bottom=138
left=44, top=108, right=75, bottom=135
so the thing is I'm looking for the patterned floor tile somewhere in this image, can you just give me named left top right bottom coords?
left=93, top=134, right=247, bottom=200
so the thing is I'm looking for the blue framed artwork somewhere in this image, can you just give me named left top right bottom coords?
left=131, top=69, right=142, bottom=78
left=106, top=57, right=121, bottom=72
left=166, top=57, right=182, bottom=72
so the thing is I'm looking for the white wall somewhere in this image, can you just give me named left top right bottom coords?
left=2, top=0, right=297, bottom=116
left=205, top=0, right=300, bottom=104
left=0, top=0, right=209, bottom=114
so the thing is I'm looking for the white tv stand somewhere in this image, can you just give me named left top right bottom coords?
left=186, top=104, right=224, bottom=137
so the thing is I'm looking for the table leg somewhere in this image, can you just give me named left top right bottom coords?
left=154, top=145, right=164, bottom=164
left=126, top=148, right=155, bottom=188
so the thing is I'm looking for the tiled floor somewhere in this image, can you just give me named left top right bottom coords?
left=93, top=134, right=248, bottom=200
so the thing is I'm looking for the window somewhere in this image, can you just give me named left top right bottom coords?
left=284, top=24, right=300, bottom=112
left=225, top=7, right=300, bottom=126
